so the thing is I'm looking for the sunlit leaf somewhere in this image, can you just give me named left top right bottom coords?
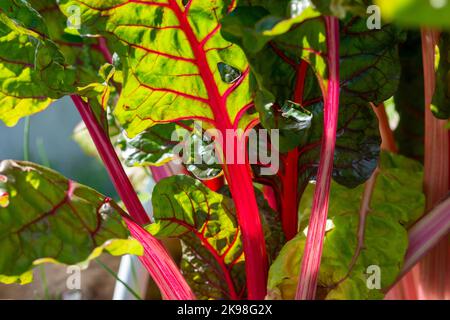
left=267, top=152, right=425, bottom=299
left=0, top=160, right=142, bottom=284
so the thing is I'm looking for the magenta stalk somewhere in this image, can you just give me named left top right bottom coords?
left=71, top=95, right=150, bottom=225
left=72, top=95, right=195, bottom=299
left=295, top=16, right=341, bottom=300
left=123, top=215, right=196, bottom=300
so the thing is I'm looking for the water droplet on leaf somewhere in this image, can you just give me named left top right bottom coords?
left=218, top=62, right=242, bottom=84
left=99, top=201, right=114, bottom=220
left=280, top=100, right=313, bottom=131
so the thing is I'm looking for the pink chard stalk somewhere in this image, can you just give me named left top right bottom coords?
left=387, top=28, right=450, bottom=300
left=168, top=0, right=268, bottom=299
left=419, top=28, right=450, bottom=300
left=295, top=16, right=341, bottom=300
left=71, top=96, right=195, bottom=300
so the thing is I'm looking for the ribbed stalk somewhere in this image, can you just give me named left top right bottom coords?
left=295, top=16, right=340, bottom=300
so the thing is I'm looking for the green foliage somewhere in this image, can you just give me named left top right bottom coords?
left=147, top=175, right=245, bottom=300
left=147, top=174, right=285, bottom=299
left=58, top=0, right=257, bottom=137
left=0, top=0, right=112, bottom=127
left=267, top=152, right=425, bottom=299
left=0, top=160, right=142, bottom=285
left=312, top=0, right=373, bottom=18
left=376, top=0, right=450, bottom=29
left=297, top=103, right=381, bottom=189
left=118, top=123, right=179, bottom=167
left=0, top=0, right=439, bottom=301
left=223, top=4, right=400, bottom=189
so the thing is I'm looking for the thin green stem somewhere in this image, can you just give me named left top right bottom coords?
left=36, top=137, right=51, bottom=167
left=23, top=117, right=31, bottom=161
left=39, top=265, right=50, bottom=300
left=95, top=258, right=143, bottom=300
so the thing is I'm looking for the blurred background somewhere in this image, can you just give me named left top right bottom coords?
left=0, top=97, right=115, bottom=197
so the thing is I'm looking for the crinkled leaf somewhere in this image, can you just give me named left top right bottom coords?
left=170, top=122, right=224, bottom=180
left=0, top=160, right=142, bottom=284
left=59, top=0, right=257, bottom=138
left=31, top=0, right=118, bottom=130
left=0, top=1, right=74, bottom=126
left=221, top=4, right=321, bottom=55
left=252, top=103, right=381, bottom=199
left=147, top=175, right=245, bottom=300
left=298, top=103, right=381, bottom=189
left=376, top=0, right=450, bottom=29
left=183, top=126, right=224, bottom=180
left=28, top=0, right=108, bottom=86
left=339, top=17, right=404, bottom=106
left=118, top=121, right=225, bottom=179
left=222, top=4, right=326, bottom=153
left=223, top=4, right=404, bottom=108
left=0, top=0, right=113, bottom=127
left=219, top=185, right=285, bottom=261
left=267, top=152, right=425, bottom=300
left=223, top=8, right=401, bottom=132
left=118, top=123, right=180, bottom=167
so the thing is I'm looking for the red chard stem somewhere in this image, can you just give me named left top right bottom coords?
left=295, top=16, right=340, bottom=300
left=123, top=215, right=196, bottom=300
left=71, top=95, right=150, bottom=225
left=72, top=96, right=194, bottom=299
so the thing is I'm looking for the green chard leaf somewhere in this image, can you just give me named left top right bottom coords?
left=267, top=152, right=425, bottom=300
left=147, top=175, right=285, bottom=299
left=0, top=160, right=142, bottom=285
left=0, top=1, right=72, bottom=126
left=376, top=0, right=450, bottom=29
left=224, top=7, right=399, bottom=189
left=339, top=17, right=404, bottom=106
left=297, top=103, right=381, bottom=189
left=58, top=0, right=258, bottom=137
left=218, top=185, right=285, bottom=261
left=223, top=7, right=404, bottom=119
left=117, top=121, right=225, bottom=180
left=0, top=0, right=114, bottom=127
left=183, top=128, right=224, bottom=180
left=147, top=175, right=245, bottom=300
left=118, top=122, right=180, bottom=167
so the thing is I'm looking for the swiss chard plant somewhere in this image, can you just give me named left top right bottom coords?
left=0, top=0, right=448, bottom=300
